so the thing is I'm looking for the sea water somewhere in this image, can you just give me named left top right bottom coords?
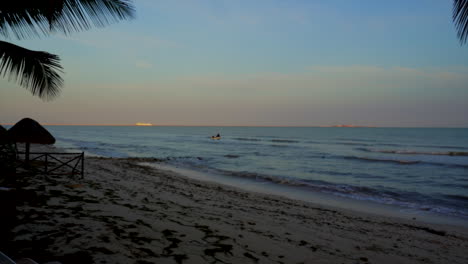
left=44, top=126, right=468, bottom=220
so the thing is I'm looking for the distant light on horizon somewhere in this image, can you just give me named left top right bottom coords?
left=135, top=122, right=153, bottom=126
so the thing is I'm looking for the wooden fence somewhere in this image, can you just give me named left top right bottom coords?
left=16, top=152, right=84, bottom=178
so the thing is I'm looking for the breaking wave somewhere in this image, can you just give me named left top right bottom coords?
left=357, top=148, right=468, bottom=156
left=344, top=155, right=468, bottom=168
left=271, top=139, right=300, bottom=143
left=234, top=137, right=261, bottom=142
left=345, top=156, right=421, bottom=165
left=190, top=166, right=468, bottom=219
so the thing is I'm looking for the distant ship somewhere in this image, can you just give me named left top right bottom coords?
left=332, top=125, right=358, bottom=127
left=135, top=122, right=153, bottom=126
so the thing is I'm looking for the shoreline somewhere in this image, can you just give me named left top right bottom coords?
left=142, top=162, right=468, bottom=228
left=60, top=145, right=468, bottom=227
left=2, top=144, right=468, bottom=263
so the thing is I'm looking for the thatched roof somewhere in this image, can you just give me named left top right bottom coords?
left=8, top=118, right=55, bottom=144
left=0, top=125, right=14, bottom=145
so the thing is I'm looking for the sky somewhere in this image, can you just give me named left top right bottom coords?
left=1, top=0, right=467, bottom=127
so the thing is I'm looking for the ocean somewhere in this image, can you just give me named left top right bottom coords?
left=45, top=126, right=468, bottom=220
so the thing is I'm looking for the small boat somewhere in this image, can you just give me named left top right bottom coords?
left=211, top=136, right=221, bottom=140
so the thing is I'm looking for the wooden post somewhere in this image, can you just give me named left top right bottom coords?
left=81, top=152, right=84, bottom=179
left=45, top=154, right=48, bottom=174
left=25, top=142, right=30, bottom=164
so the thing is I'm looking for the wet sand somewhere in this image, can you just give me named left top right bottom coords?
left=2, top=145, right=468, bottom=264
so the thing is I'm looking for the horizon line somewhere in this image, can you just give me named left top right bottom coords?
left=1, top=123, right=467, bottom=128
left=1, top=123, right=366, bottom=127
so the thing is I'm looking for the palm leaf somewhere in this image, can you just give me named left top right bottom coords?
left=0, top=40, right=63, bottom=100
left=0, top=0, right=135, bottom=39
left=454, top=0, right=468, bottom=44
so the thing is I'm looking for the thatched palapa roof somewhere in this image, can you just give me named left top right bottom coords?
left=8, top=118, right=55, bottom=144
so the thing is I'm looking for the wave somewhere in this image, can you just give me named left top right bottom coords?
left=334, top=138, right=377, bottom=143
left=56, top=137, right=130, bottom=157
left=358, top=148, right=468, bottom=156
left=308, top=168, right=385, bottom=179
left=379, top=143, right=404, bottom=147
left=346, top=156, right=421, bottom=165
left=186, top=165, right=468, bottom=218
left=221, top=170, right=309, bottom=187
left=271, top=139, right=300, bottom=143
left=345, top=155, right=468, bottom=168
left=375, top=143, right=468, bottom=150
left=140, top=152, right=468, bottom=218
left=444, top=194, right=468, bottom=202
left=165, top=156, right=204, bottom=161
left=270, top=144, right=290, bottom=148
left=232, top=137, right=301, bottom=146
left=234, top=137, right=261, bottom=142
left=412, top=144, right=468, bottom=150
left=347, top=138, right=468, bottom=149
left=339, top=142, right=371, bottom=146
left=304, top=140, right=326, bottom=144
left=215, top=169, right=390, bottom=199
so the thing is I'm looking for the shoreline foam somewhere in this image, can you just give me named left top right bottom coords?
left=142, top=162, right=468, bottom=228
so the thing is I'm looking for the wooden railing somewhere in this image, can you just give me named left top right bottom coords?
left=16, top=152, right=84, bottom=178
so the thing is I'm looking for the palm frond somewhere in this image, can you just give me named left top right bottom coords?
left=0, top=0, right=135, bottom=39
left=454, top=0, right=468, bottom=44
left=0, top=40, right=63, bottom=100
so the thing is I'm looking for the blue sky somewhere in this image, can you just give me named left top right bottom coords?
left=1, top=0, right=467, bottom=126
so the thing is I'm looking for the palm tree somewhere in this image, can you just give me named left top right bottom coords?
left=454, top=0, right=468, bottom=44
left=0, top=0, right=134, bottom=100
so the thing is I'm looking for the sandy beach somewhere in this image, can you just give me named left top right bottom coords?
left=1, top=145, right=468, bottom=264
